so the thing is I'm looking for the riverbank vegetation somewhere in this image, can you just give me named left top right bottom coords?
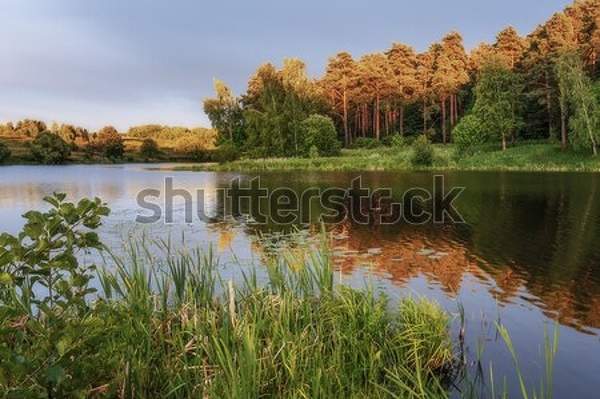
left=201, top=0, right=600, bottom=168
left=176, top=140, right=600, bottom=173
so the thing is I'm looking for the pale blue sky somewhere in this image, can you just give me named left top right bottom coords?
left=0, top=0, right=571, bottom=130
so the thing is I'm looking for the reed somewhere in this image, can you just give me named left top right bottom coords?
left=1, top=237, right=456, bottom=398
left=0, top=192, right=560, bottom=398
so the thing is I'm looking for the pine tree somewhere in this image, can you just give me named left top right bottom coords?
left=321, top=52, right=356, bottom=145
left=386, top=43, right=419, bottom=136
left=356, top=54, right=394, bottom=141
left=416, top=47, right=438, bottom=134
left=494, top=27, right=527, bottom=69
left=431, top=32, right=469, bottom=143
left=470, top=43, right=496, bottom=72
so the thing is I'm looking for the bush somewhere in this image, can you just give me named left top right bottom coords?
left=410, top=135, right=434, bottom=166
left=382, top=133, right=410, bottom=147
left=389, top=134, right=409, bottom=148
left=96, top=126, right=124, bottom=160
left=308, top=145, right=320, bottom=159
left=174, top=134, right=214, bottom=161
left=139, top=138, right=161, bottom=160
left=29, top=132, right=71, bottom=164
left=300, top=114, right=341, bottom=157
left=246, top=147, right=270, bottom=159
left=351, top=137, right=380, bottom=149
left=0, top=194, right=112, bottom=397
left=453, top=114, right=488, bottom=156
left=0, top=141, right=11, bottom=163
left=214, top=141, right=240, bottom=164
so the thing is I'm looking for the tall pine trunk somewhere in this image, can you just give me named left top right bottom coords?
left=343, top=89, right=349, bottom=147
left=545, top=70, right=553, bottom=138
left=400, top=105, right=405, bottom=136
left=453, top=94, right=459, bottom=125
left=375, top=95, right=381, bottom=141
left=423, top=99, right=428, bottom=133
left=441, top=98, right=447, bottom=144
left=449, top=95, right=455, bottom=127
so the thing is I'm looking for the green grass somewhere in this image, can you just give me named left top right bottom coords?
left=1, top=240, right=456, bottom=398
left=0, top=239, right=561, bottom=398
left=175, top=141, right=600, bottom=173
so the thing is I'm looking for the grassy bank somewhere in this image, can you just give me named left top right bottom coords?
left=175, top=141, right=600, bottom=173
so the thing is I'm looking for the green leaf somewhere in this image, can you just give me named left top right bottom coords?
left=0, top=273, right=12, bottom=285
left=46, top=365, right=65, bottom=385
left=56, top=337, right=71, bottom=357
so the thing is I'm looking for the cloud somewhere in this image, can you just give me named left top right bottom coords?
left=0, top=0, right=571, bottom=131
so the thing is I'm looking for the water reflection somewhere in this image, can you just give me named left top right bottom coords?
left=198, top=171, right=600, bottom=334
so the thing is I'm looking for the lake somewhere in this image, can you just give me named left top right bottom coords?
left=1, top=164, right=600, bottom=398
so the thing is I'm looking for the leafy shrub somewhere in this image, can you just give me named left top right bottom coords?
left=410, top=135, right=434, bottom=166
left=139, top=138, right=160, bottom=159
left=0, top=141, right=11, bottom=163
left=300, top=114, right=341, bottom=157
left=389, top=134, right=409, bottom=148
left=214, top=141, right=240, bottom=163
left=351, top=137, right=380, bottom=149
left=30, top=132, right=71, bottom=164
left=380, top=134, right=393, bottom=146
left=453, top=114, right=488, bottom=155
left=308, top=145, right=320, bottom=159
left=96, top=126, right=124, bottom=159
left=382, top=133, right=410, bottom=146
left=245, top=146, right=272, bottom=159
left=0, top=193, right=112, bottom=397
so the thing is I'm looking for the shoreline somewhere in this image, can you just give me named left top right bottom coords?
left=171, top=142, right=600, bottom=174
left=3, top=142, right=600, bottom=174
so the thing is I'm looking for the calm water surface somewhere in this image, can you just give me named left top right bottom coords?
left=1, top=164, right=600, bottom=398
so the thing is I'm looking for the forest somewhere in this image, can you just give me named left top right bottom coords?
left=2, top=0, right=600, bottom=169
left=203, top=0, right=600, bottom=160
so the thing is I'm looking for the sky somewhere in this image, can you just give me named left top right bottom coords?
left=0, top=0, right=573, bottom=131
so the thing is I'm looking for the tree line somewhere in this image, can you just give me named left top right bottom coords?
left=0, top=120, right=216, bottom=164
left=204, top=0, right=600, bottom=157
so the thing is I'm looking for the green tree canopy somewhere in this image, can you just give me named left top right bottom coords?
left=29, top=132, right=71, bottom=164
left=300, top=114, right=341, bottom=157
